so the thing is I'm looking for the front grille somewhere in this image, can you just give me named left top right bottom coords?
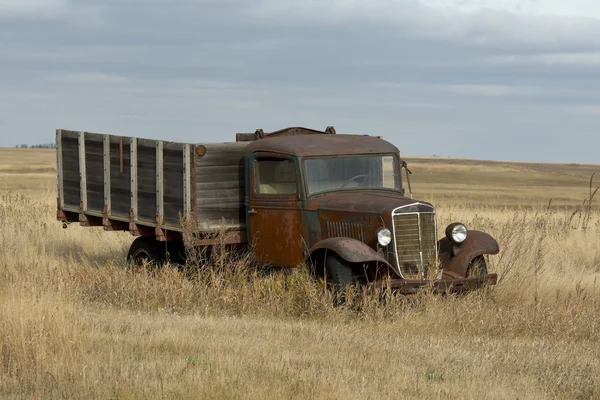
left=392, top=206, right=437, bottom=279
left=326, top=221, right=364, bottom=241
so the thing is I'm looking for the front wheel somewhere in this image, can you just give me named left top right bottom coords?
left=466, top=255, right=488, bottom=277
left=325, top=254, right=361, bottom=303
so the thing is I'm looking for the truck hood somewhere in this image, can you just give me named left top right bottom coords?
left=305, top=191, right=434, bottom=215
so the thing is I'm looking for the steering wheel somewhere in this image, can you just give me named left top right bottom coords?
left=341, top=174, right=370, bottom=188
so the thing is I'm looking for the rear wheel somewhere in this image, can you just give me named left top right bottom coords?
left=127, top=237, right=166, bottom=268
left=466, top=255, right=488, bottom=277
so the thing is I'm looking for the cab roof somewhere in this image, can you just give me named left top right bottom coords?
left=245, top=134, right=399, bottom=157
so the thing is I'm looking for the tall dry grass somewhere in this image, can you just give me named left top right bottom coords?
left=0, top=154, right=599, bottom=398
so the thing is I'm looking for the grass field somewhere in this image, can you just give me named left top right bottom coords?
left=1, top=148, right=599, bottom=399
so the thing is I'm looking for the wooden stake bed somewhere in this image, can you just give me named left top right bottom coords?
left=56, top=129, right=249, bottom=242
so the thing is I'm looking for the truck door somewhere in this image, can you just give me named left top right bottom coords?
left=247, top=154, right=305, bottom=267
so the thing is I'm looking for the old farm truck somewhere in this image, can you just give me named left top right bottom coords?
left=56, top=127, right=499, bottom=293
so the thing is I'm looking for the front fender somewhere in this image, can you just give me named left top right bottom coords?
left=308, top=237, right=400, bottom=278
left=438, top=231, right=499, bottom=279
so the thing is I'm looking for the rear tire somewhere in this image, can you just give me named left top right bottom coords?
left=127, top=237, right=166, bottom=268
left=466, top=255, right=488, bottom=277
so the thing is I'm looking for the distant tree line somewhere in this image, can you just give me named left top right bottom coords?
left=15, top=143, right=56, bottom=149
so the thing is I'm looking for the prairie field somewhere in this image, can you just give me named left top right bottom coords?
left=1, top=147, right=600, bottom=399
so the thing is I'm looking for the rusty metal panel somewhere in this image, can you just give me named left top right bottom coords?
left=245, top=134, right=398, bottom=157
left=326, top=221, right=364, bottom=241
left=236, top=126, right=335, bottom=142
left=195, top=142, right=249, bottom=230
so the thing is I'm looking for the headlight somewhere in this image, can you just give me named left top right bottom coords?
left=376, top=228, right=392, bottom=247
left=446, top=223, right=468, bottom=244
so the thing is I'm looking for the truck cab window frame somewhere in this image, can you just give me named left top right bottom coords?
left=253, top=156, right=299, bottom=196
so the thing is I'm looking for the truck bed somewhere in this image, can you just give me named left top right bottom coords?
left=56, top=130, right=249, bottom=241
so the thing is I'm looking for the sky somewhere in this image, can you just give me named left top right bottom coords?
left=0, top=0, right=599, bottom=162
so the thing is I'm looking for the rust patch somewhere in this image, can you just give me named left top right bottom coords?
left=438, top=231, right=500, bottom=278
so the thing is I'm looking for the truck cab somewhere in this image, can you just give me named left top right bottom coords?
left=243, top=133, right=499, bottom=293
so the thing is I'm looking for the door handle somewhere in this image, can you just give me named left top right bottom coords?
left=248, top=209, right=258, bottom=215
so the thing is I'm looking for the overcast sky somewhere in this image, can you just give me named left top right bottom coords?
left=0, top=0, right=599, bottom=162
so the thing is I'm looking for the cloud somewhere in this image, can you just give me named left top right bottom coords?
left=1, top=0, right=600, bottom=162
left=249, top=0, right=600, bottom=50
left=484, top=52, right=600, bottom=67
left=0, top=0, right=67, bottom=19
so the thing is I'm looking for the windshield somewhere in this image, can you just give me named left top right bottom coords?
left=304, top=155, right=401, bottom=195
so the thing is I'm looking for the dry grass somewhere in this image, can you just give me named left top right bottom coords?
left=1, top=149, right=599, bottom=399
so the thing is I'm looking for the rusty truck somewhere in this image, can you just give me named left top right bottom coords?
left=56, top=126, right=499, bottom=294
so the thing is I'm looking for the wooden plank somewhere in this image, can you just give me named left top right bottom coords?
left=137, top=139, right=157, bottom=223
left=103, top=135, right=111, bottom=217
left=61, top=132, right=80, bottom=209
left=130, top=137, right=138, bottom=222
left=161, top=142, right=184, bottom=226
left=78, top=131, right=87, bottom=212
left=85, top=133, right=104, bottom=213
left=184, top=144, right=192, bottom=219
left=156, top=140, right=164, bottom=226
left=56, top=130, right=64, bottom=208
left=110, top=136, right=131, bottom=217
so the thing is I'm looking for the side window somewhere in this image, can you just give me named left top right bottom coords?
left=255, top=158, right=298, bottom=195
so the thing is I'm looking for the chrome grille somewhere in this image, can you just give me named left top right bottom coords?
left=392, top=205, right=437, bottom=279
left=326, top=221, right=364, bottom=241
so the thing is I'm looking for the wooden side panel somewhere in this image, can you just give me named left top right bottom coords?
left=85, top=133, right=104, bottom=213
left=163, top=142, right=185, bottom=227
left=61, top=130, right=80, bottom=210
left=137, top=138, right=157, bottom=223
left=110, top=136, right=131, bottom=218
left=195, top=142, right=249, bottom=230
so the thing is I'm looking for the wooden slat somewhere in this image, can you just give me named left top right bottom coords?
left=56, top=130, right=64, bottom=208
left=84, top=133, right=104, bottom=213
left=184, top=144, right=192, bottom=218
left=156, top=140, right=164, bottom=226
left=130, top=137, right=138, bottom=221
left=78, top=132, right=87, bottom=211
left=103, top=135, right=111, bottom=215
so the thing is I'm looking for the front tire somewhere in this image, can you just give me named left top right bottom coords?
left=466, top=255, right=488, bottom=277
left=326, top=254, right=360, bottom=303
left=127, top=237, right=166, bottom=268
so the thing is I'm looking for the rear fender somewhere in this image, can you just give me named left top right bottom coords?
left=438, top=231, right=499, bottom=279
left=307, top=237, right=401, bottom=279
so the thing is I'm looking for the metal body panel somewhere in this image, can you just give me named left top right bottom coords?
left=308, top=237, right=393, bottom=269
left=246, top=152, right=304, bottom=267
left=245, top=134, right=399, bottom=158
left=438, top=231, right=500, bottom=279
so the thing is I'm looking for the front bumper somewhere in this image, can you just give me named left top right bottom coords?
left=368, top=273, right=498, bottom=294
